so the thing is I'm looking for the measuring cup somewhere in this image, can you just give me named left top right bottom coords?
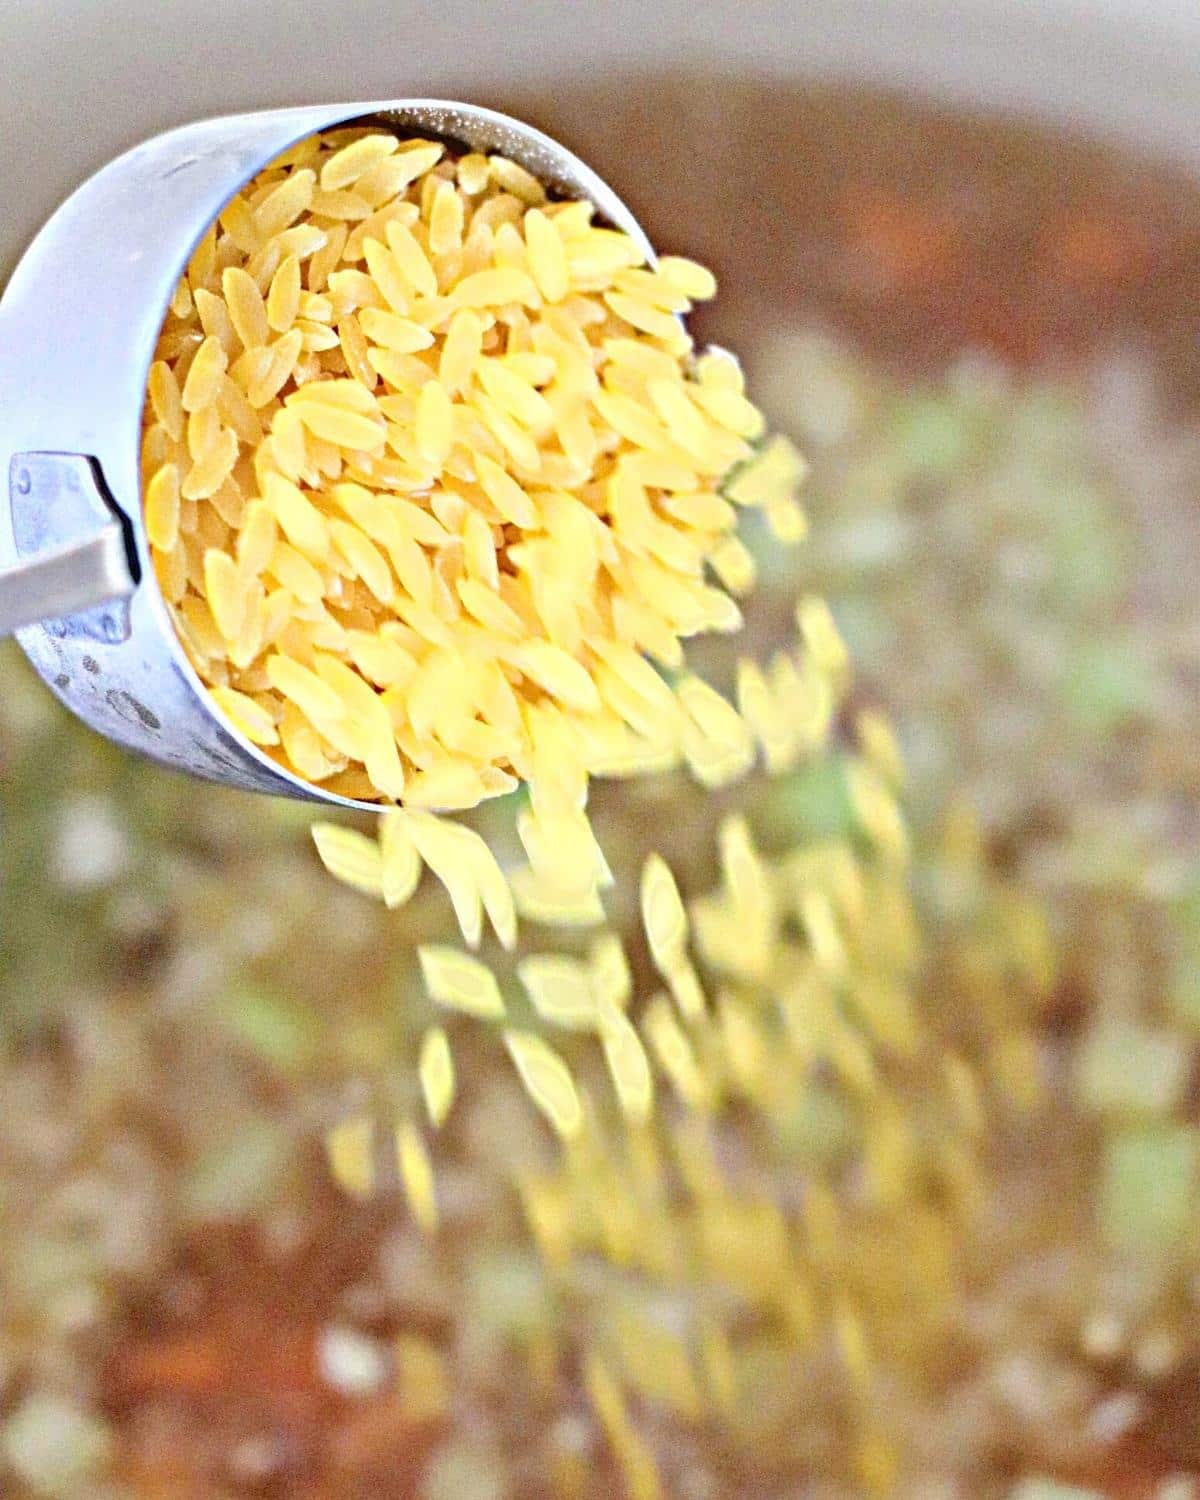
left=0, top=101, right=654, bottom=809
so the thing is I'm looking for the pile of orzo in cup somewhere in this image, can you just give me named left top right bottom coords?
left=141, top=126, right=806, bottom=929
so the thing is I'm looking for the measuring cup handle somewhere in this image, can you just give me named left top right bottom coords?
left=0, top=529, right=135, bottom=638
left=1, top=453, right=138, bottom=639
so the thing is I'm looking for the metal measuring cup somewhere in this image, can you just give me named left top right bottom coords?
left=0, top=101, right=655, bottom=809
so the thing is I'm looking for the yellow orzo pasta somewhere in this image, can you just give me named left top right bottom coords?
left=141, top=127, right=805, bottom=870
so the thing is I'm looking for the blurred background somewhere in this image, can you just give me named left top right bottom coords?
left=3, top=2, right=1200, bottom=1497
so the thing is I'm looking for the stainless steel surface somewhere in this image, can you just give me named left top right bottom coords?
left=0, top=535, right=130, bottom=639
left=0, top=454, right=137, bottom=638
left=0, top=99, right=654, bottom=806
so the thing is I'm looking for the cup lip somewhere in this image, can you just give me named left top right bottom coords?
left=131, top=99, right=657, bottom=814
